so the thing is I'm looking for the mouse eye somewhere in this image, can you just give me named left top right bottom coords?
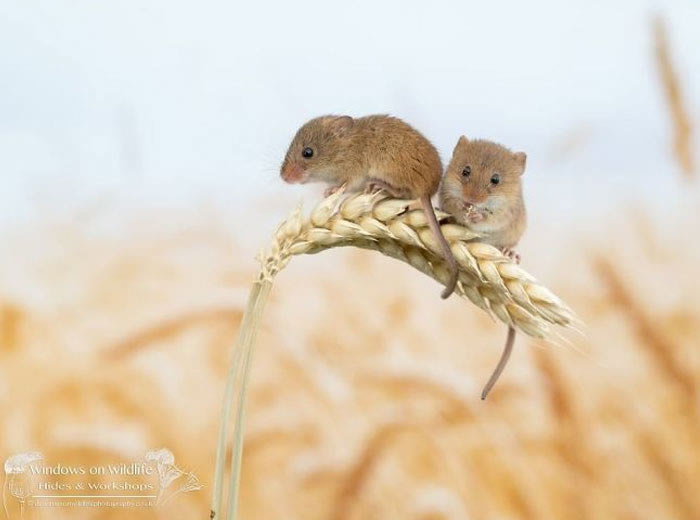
left=302, top=147, right=314, bottom=158
left=462, top=165, right=471, bottom=178
left=490, top=173, right=500, bottom=185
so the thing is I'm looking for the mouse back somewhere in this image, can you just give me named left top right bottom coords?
left=353, top=115, right=443, bottom=196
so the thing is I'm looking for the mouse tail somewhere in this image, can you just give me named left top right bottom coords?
left=481, top=326, right=516, bottom=400
left=420, top=195, right=458, bottom=299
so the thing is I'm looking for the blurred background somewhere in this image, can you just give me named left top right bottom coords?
left=1, top=0, right=699, bottom=518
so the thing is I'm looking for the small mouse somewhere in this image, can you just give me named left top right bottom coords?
left=281, top=114, right=459, bottom=299
left=439, top=136, right=527, bottom=399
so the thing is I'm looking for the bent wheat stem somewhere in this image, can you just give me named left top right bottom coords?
left=210, top=189, right=577, bottom=519
left=211, top=281, right=271, bottom=519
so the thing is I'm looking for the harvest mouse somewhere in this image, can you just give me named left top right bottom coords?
left=280, top=114, right=459, bottom=299
left=439, top=136, right=527, bottom=399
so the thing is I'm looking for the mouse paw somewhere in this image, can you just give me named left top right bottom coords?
left=364, top=179, right=406, bottom=197
left=467, top=211, right=485, bottom=224
left=500, top=247, right=521, bottom=264
left=364, top=180, right=396, bottom=196
left=364, top=183, right=383, bottom=195
left=324, top=185, right=343, bottom=198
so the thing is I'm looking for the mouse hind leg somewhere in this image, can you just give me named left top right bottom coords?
left=324, top=185, right=344, bottom=198
left=500, top=247, right=521, bottom=264
left=363, top=178, right=411, bottom=198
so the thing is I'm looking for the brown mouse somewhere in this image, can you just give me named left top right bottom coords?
left=281, top=114, right=459, bottom=299
left=439, top=136, right=527, bottom=399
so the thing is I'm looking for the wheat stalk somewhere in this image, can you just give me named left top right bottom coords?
left=210, top=189, right=577, bottom=519
left=653, top=15, right=695, bottom=178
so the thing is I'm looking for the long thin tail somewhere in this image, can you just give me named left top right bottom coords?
left=481, top=326, right=516, bottom=400
left=420, top=195, right=458, bottom=299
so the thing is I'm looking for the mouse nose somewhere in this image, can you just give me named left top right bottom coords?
left=462, top=189, right=486, bottom=206
left=281, top=164, right=304, bottom=183
left=461, top=194, right=476, bottom=206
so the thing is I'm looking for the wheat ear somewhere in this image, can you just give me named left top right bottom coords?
left=210, top=189, right=577, bottom=519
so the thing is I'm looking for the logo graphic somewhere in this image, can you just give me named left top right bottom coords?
left=2, top=448, right=202, bottom=518
left=144, top=448, right=203, bottom=505
left=3, top=452, right=43, bottom=519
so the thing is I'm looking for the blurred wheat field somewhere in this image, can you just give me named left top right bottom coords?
left=1, top=11, right=699, bottom=519
left=0, top=193, right=699, bottom=519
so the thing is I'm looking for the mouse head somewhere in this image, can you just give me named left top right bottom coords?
left=444, top=136, right=526, bottom=210
left=280, top=115, right=354, bottom=184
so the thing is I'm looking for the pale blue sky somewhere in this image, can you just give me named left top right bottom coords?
left=1, top=0, right=698, bottom=228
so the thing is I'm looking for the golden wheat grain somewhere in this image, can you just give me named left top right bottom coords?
left=262, top=190, right=576, bottom=338
left=211, top=190, right=578, bottom=520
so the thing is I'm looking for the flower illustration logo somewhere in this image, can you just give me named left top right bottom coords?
left=145, top=448, right=203, bottom=505
left=3, top=452, right=43, bottom=519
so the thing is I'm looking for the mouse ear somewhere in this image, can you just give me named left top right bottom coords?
left=514, top=152, right=527, bottom=173
left=453, top=135, right=469, bottom=154
left=329, top=116, right=354, bottom=136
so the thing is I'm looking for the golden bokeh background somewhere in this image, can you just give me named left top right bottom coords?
left=1, top=12, right=699, bottom=520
